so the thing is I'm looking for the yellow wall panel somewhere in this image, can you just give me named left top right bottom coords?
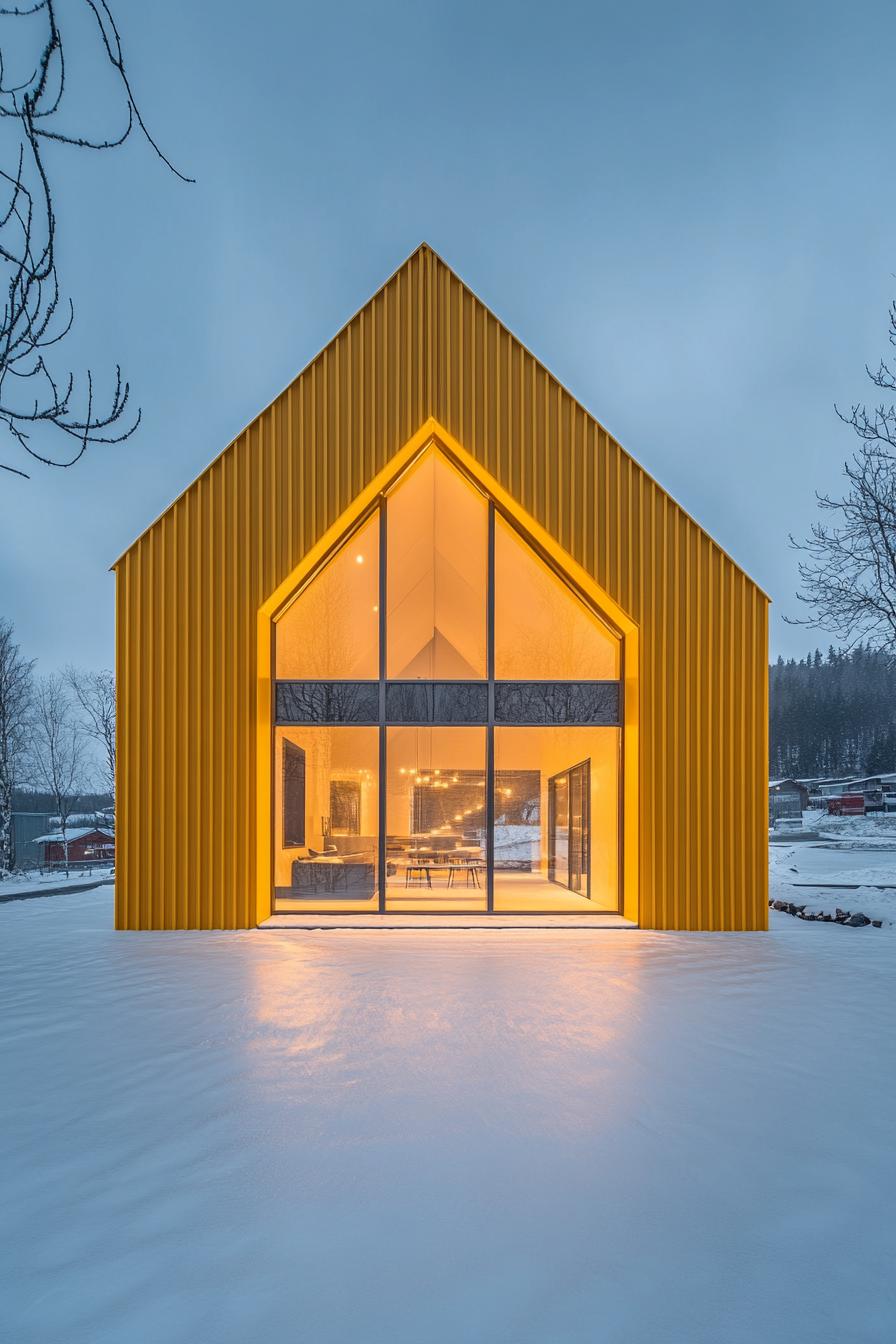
left=115, top=245, right=768, bottom=930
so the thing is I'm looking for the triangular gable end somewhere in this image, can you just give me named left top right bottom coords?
left=113, top=243, right=768, bottom=606
left=258, top=424, right=637, bottom=641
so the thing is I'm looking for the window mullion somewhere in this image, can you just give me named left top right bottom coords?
left=378, top=496, right=387, bottom=913
left=486, top=502, right=495, bottom=913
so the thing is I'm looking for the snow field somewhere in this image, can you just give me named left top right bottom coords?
left=2, top=887, right=894, bottom=1344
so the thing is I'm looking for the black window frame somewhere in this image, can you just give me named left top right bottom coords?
left=273, top=464, right=624, bottom=914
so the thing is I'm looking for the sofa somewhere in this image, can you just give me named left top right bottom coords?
left=291, top=851, right=376, bottom=899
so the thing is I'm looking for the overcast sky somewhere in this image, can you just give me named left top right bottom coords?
left=1, top=0, right=894, bottom=671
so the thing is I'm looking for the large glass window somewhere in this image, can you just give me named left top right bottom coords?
left=384, top=727, right=487, bottom=912
left=494, top=516, right=619, bottom=680
left=275, top=512, right=379, bottom=679
left=271, top=447, right=625, bottom=917
left=492, top=726, right=620, bottom=912
left=274, top=726, right=379, bottom=912
left=386, top=453, right=487, bottom=678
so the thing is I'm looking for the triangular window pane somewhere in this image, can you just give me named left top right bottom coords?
left=276, top=512, right=379, bottom=678
left=494, top=517, right=619, bottom=679
left=386, top=451, right=487, bottom=679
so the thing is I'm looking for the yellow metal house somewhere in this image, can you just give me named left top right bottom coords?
left=114, top=246, right=768, bottom=931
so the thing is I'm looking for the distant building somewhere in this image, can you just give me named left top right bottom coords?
left=798, top=772, right=896, bottom=814
left=840, top=773, right=896, bottom=795
left=809, top=779, right=853, bottom=800
left=768, top=779, right=809, bottom=823
left=49, top=810, right=114, bottom=831
left=33, top=828, right=115, bottom=866
left=9, top=812, right=53, bottom=866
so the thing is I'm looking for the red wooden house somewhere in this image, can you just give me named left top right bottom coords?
left=34, top=827, right=115, bottom=865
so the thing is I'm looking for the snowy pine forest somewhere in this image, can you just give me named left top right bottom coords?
left=770, top=645, right=896, bottom=779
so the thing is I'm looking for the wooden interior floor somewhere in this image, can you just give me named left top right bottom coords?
left=268, top=872, right=631, bottom=927
left=273, top=871, right=621, bottom=917
left=259, top=913, right=636, bottom=929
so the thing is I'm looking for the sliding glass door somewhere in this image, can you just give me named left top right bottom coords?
left=548, top=761, right=590, bottom=897
left=492, top=728, right=617, bottom=913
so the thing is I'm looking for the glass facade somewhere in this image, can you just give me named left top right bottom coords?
left=386, top=453, right=488, bottom=678
left=492, top=726, right=620, bottom=912
left=494, top=515, right=619, bottom=680
left=272, top=447, right=623, bottom=915
left=276, top=681, right=379, bottom=724
left=384, top=727, right=487, bottom=912
left=273, top=726, right=379, bottom=912
left=384, top=681, right=489, bottom=724
left=276, top=512, right=379, bottom=680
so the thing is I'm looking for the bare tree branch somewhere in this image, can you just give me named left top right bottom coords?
left=0, top=1, right=191, bottom=479
left=28, top=671, right=86, bottom=877
left=0, top=616, right=34, bottom=872
left=64, top=664, right=114, bottom=798
left=789, top=300, right=896, bottom=651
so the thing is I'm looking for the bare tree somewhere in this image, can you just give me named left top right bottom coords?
left=29, top=672, right=86, bottom=876
left=0, top=617, right=33, bottom=873
left=65, top=665, right=114, bottom=798
left=0, top=1, right=191, bottom=480
left=789, top=299, right=896, bottom=649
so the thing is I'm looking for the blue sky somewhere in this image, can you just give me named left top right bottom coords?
left=1, top=0, right=894, bottom=670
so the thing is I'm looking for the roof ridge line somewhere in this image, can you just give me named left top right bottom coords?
left=112, top=243, right=769, bottom=600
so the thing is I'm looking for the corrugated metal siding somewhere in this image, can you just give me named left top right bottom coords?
left=115, top=244, right=768, bottom=930
left=427, top=256, right=767, bottom=929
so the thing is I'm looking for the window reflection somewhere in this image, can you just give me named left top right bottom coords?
left=384, top=726, right=487, bottom=911
left=494, top=516, right=619, bottom=680
left=274, top=726, right=379, bottom=912
left=493, top=726, right=620, bottom=912
left=271, top=450, right=624, bottom=915
left=386, top=453, right=487, bottom=678
left=276, top=512, right=379, bottom=679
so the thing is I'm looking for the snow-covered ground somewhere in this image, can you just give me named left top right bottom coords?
left=2, top=888, right=894, bottom=1343
left=0, top=866, right=114, bottom=899
left=814, top=812, right=896, bottom=842
left=771, top=816, right=896, bottom=923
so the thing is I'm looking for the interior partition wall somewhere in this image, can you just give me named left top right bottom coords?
left=272, top=449, right=623, bottom=915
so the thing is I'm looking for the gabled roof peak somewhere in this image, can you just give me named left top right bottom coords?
left=113, top=245, right=765, bottom=598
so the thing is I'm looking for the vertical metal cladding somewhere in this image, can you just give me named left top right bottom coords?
left=115, top=245, right=768, bottom=930
left=427, top=256, right=768, bottom=930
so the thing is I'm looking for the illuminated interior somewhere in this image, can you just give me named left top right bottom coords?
left=272, top=447, right=623, bottom=915
left=276, top=512, right=380, bottom=680
left=493, top=727, right=619, bottom=912
left=386, top=453, right=488, bottom=678
left=274, top=726, right=379, bottom=912
left=495, top=516, right=620, bottom=680
left=384, top=727, right=487, bottom=913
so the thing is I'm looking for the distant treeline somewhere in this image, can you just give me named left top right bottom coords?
left=12, top=788, right=113, bottom=816
left=770, top=646, right=896, bottom=780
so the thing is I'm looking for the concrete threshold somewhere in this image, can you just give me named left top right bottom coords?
left=258, top=914, right=637, bottom=930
